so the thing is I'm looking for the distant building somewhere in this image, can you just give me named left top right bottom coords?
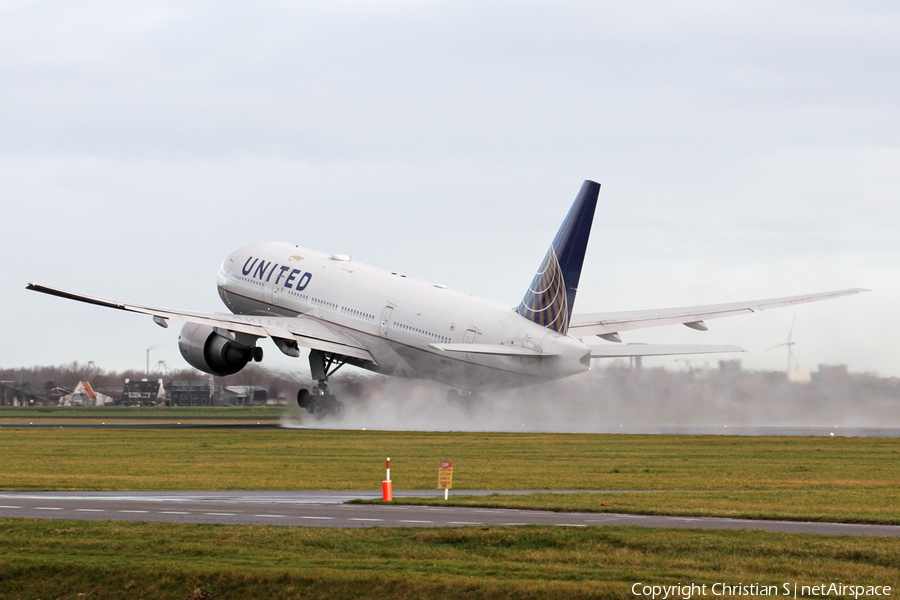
left=788, top=365, right=812, bottom=384
left=222, top=386, right=268, bottom=407
left=818, top=364, right=849, bottom=382
left=168, top=380, right=212, bottom=406
left=270, top=392, right=290, bottom=406
left=0, top=381, right=22, bottom=406
left=45, top=387, right=71, bottom=404
left=0, top=381, right=50, bottom=406
left=718, top=360, right=743, bottom=376
left=120, top=378, right=165, bottom=406
left=60, top=381, right=114, bottom=406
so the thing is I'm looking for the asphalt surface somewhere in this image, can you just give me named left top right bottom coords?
left=0, top=423, right=281, bottom=429
left=2, top=423, right=900, bottom=436
left=1, top=491, right=897, bottom=536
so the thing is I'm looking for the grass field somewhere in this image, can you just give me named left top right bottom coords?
left=1, top=428, right=899, bottom=523
left=0, top=406, right=283, bottom=423
left=0, top=518, right=897, bottom=600
left=1, top=428, right=899, bottom=598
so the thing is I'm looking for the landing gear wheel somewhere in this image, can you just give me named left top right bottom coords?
left=312, top=401, right=328, bottom=421
left=303, top=351, right=350, bottom=421
left=297, top=388, right=310, bottom=409
left=303, top=390, right=345, bottom=421
left=447, top=389, right=475, bottom=414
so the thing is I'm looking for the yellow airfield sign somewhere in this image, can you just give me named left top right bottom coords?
left=437, top=462, right=453, bottom=490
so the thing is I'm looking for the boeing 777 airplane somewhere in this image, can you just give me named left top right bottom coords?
left=28, top=181, right=867, bottom=419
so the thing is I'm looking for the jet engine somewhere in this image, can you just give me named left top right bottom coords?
left=178, top=322, right=262, bottom=376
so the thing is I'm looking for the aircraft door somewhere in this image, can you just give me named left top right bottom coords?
left=463, top=329, right=477, bottom=362
left=380, top=307, right=393, bottom=337
left=271, top=283, right=281, bottom=306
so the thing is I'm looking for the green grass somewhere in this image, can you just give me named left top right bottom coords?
left=0, top=406, right=284, bottom=421
left=0, top=518, right=897, bottom=599
left=1, top=429, right=896, bottom=490
left=1, top=429, right=899, bottom=522
left=1, top=430, right=899, bottom=597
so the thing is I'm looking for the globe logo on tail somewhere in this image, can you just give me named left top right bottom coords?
left=517, top=247, right=568, bottom=334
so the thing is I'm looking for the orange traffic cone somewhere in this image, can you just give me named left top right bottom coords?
left=382, top=457, right=393, bottom=502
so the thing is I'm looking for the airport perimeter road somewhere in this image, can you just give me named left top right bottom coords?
left=0, top=491, right=898, bottom=536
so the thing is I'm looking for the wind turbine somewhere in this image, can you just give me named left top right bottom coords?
left=145, top=344, right=160, bottom=376
left=767, top=313, right=798, bottom=373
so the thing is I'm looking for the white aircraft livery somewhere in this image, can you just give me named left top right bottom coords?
left=28, top=181, right=868, bottom=419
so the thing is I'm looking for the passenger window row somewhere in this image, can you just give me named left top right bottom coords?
left=392, top=322, right=451, bottom=344
left=233, top=272, right=262, bottom=289
left=310, top=297, right=337, bottom=311
left=341, top=306, right=375, bottom=322
left=286, top=289, right=310, bottom=303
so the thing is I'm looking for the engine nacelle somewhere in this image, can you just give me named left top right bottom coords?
left=178, top=322, right=257, bottom=376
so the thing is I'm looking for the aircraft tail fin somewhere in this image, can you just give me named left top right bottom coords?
left=517, top=180, right=600, bottom=335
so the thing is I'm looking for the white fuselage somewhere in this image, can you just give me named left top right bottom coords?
left=215, top=242, right=592, bottom=390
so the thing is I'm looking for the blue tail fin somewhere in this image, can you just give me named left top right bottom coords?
left=517, top=180, right=600, bottom=335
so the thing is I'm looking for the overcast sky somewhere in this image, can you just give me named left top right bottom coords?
left=2, top=1, right=898, bottom=378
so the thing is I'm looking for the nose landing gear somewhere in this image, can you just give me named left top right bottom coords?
left=296, top=350, right=347, bottom=421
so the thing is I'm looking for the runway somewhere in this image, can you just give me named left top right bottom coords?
left=2, top=423, right=900, bottom=436
left=0, top=491, right=897, bottom=536
left=0, top=422, right=280, bottom=430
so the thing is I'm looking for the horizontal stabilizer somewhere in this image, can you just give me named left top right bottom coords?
left=26, top=283, right=375, bottom=363
left=589, top=344, right=745, bottom=358
left=429, top=343, right=543, bottom=356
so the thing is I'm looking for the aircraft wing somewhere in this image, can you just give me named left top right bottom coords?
left=569, top=288, right=870, bottom=338
left=26, top=283, right=374, bottom=362
left=428, top=343, right=543, bottom=356
left=589, top=344, right=745, bottom=357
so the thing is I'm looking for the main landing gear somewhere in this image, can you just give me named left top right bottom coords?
left=446, top=389, right=476, bottom=414
left=297, top=385, right=345, bottom=420
left=296, top=350, right=346, bottom=421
